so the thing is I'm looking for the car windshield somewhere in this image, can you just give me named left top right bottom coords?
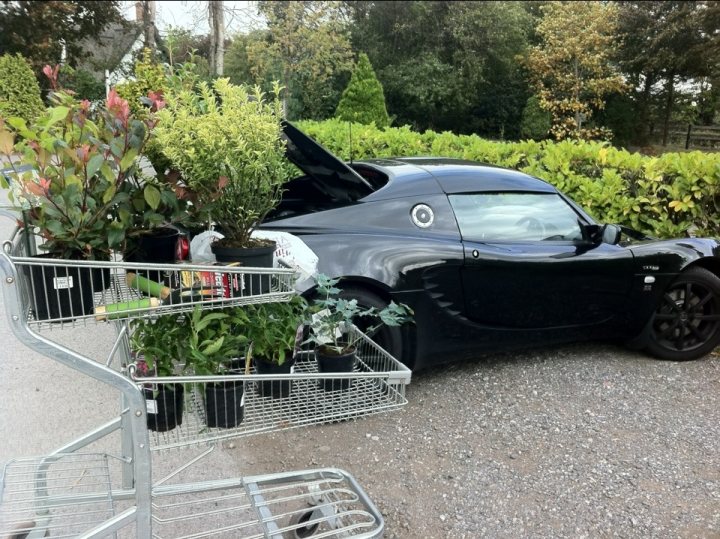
left=449, top=192, right=584, bottom=242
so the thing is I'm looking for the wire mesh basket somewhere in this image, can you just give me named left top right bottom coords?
left=3, top=255, right=296, bottom=329
left=132, top=326, right=411, bottom=451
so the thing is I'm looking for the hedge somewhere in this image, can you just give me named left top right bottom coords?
left=297, top=119, right=720, bottom=239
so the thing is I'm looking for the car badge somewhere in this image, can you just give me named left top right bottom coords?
left=411, top=204, right=434, bottom=228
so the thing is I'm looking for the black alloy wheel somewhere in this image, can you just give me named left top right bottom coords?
left=644, top=267, right=720, bottom=361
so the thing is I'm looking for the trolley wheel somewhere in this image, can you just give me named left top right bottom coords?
left=287, top=508, right=321, bottom=539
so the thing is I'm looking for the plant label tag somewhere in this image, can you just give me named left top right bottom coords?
left=146, top=399, right=157, bottom=414
left=290, top=366, right=295, bottom=374
left=53, top=276, right=74, bottom=290
left=240, top=393, right=245, bottom=407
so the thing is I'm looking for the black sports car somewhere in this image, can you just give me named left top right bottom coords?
left=261, top=123, right=720, bottom=370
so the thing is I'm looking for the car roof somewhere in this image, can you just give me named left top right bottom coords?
left=357, top=157, right=558, bottom=198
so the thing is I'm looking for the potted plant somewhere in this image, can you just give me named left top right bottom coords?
left=306, top=275, right=412, bottom=391
left=0, top=66, right=159, bottom=319
left=154, top=79, right=288, bottom=277
left=240, top=297, right=307, bottom=398
left=184, top=306, right=248, bottom=428
left=121, top=174, right=191, bottom=284
left=130, top=315, right=186, bottom=432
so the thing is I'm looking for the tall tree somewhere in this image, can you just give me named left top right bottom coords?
left=248, top=1, right=353, bottom=120
left=208, top=0, right=224, bottom=76
left=335, top=53, right=390, bottom=127
left=525, top=1, right=626, bottom=140
left=345, top=1, right=533, bottom=137
left=616, top=1, right=715, bottom=145
left=142, top=1, right=156, bottom=51
left=0, top=1, right=122, bottom=74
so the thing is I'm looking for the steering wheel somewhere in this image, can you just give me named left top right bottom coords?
left=515, top=216, right=546, bottom=238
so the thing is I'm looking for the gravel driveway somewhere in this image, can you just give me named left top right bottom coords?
left=231, top=343, right=720, bottom=538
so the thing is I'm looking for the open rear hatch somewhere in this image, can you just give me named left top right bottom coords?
left=281, top=122, right=374, bottom=205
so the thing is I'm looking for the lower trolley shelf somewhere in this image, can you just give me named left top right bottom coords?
left=0, top=455, right=383, bottom=539
left=151, top=468, right=383, bottom=539
left=137, top=327, right=412, bottom=451
left=0, top=453, right=116, bottom=539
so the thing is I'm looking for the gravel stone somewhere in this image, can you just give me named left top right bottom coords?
left=231, top=343, right=720, bottom=538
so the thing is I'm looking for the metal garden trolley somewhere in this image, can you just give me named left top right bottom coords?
left=0, top=217, right=411, bottom=538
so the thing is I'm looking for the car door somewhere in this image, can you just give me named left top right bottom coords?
left=448, top=192, right=634, bottom=329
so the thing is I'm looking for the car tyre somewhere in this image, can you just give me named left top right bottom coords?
left=643, top=267, right=720, bottom=361
left=338, top=287, right=405, bottom=363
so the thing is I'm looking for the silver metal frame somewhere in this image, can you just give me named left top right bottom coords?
left=0, top=226, right=411, bottom=538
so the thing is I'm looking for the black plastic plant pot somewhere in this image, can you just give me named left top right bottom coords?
left=204, top=381, right=244, bottom=428
left=143, top=384, right=184, bottom=432
left=125, top=227, right=180, bottom=285
left=254, top=354, right=294, bottom=398
left=211, top=241, right=276, bottom=295
left=315, top=347, right=357, bottom=391
left=26, top=256, right=110, bottom=321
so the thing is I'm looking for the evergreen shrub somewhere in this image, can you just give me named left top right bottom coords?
left=0, top=53, right=44, bottom=123
left=335, top=53, right=390, bottom=127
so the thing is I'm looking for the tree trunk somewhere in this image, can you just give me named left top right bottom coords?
left=209, top=1, right=224, bottom=76
left=662, top=74, right=675, bottom=147
left=143, top=1, right=155, bottom=50
left=636, top=73, right=654, bottom=146
left=573, top=57, right=582, bottom=134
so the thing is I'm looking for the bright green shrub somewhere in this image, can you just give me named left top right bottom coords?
left=116, top=49, right=167, bottom=115
left=297, top=119, right=720, bottom=239
left=0, top=53, right=44, bottom=123
left=335, top=53, right=390, bottom=128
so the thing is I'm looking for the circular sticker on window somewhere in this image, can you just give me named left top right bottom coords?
left=411, top=204, right=434, bottom=228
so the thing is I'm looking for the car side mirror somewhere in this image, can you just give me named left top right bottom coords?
left=584, top=224, right=622, bottom=245
left=601, top=224, right=622, bottom=245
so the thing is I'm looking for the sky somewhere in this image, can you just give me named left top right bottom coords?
left=121, top=1, right=263, bottom=35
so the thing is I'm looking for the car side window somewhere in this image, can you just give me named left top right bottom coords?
left=448, top=192, right=584, bottom=241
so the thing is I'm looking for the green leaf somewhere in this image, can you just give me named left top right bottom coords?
left=86, top=154, right=105, bottom=178
left=201, top=336, right=225, bottom=356
left=107, top=222, right=125, bottom=247
left=45, top=220, right=66, bottom=236
left=119, top=148, right=138, bottom=172
left=47, top=106, right=70, bottom=126
left=143, top=184, right=161, bottom=210
left=194, top=312, right=228, bottom=333
left=103, top=184, right=117, bottom=204
left=100, top=163, right=116, bottom=183
left=6, top=117, right=27, bottom=131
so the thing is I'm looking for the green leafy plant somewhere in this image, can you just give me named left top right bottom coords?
left=185, top=306, right=248, bottom=376
left=155, top=79, right=288, bottom=245
left=0, top=66, right=160, bottom=260
left=239, top=296, right=307, bottom=366
left=130, top=315, right=186, bottom=377
left=306, top=274, right=412, bottom=356
left=0, top=53, right=44, bottom=124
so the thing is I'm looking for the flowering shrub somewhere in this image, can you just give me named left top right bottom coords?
left=0, top=66, right=162, bottom=259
